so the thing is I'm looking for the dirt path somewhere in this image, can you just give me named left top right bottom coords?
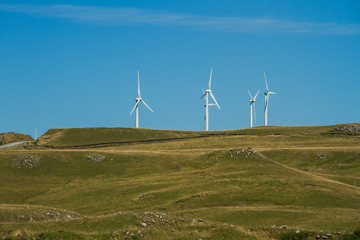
left=257, top=152, right=360, bottom=191
left=0, top=141, right=30, bottom=149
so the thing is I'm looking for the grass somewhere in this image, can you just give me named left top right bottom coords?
left=38, top=127, right=213, bottom=147
left=38, top=123, right=360, bottom=148
left=1, top=123, right=360, bottom=239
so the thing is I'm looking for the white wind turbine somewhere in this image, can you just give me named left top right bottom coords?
left=264, top=72, right=276, bottom=126
left=247, top=89, right=260, bottom=128
left=200, top=67, right=220, bottom=131
left=129, top=70, right=154, bottom=128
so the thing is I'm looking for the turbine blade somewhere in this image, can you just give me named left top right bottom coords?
left=210, top=92, right=220, bottom=110
left=247, top=89, right=253, bottom=100
left=200, top=88, right=206, bottom=99
left=129, top=101, right=140, bottom=116
left=208, top=67, right=213, bottom=89
left=137, top=70, right=141, bottom=98
left=254, top=89, right=260, bottom=100
left=141, top=100, right=154, bottom=112
left=264, top=72, right=269, bottom=92
left=269, top=92, right=276, bottom=94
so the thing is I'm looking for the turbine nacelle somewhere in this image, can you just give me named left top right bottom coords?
left=264, top=91, right=276, bottom=95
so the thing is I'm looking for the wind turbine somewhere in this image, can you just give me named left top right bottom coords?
left=247, top=89, right=260, bottom=128
left=200, top=67, right=220, bottom=131
left=264, top=72, right=276, bottom=126
left=129, top=70, right=153, bottom=128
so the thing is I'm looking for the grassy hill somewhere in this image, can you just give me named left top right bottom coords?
left=38, top=127, right=214, bottom=147
left=1, top=124, right=360, bottom=239
left=38, top=123, right=360, bottom=148
left=0, top=132, right=33, bottom=145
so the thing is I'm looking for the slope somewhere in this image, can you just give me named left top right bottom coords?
left=38, top=123, right=360, bottom=148
left=0, top=123, right=359, bottom=239
left=0, top=132, right=33, bottom=145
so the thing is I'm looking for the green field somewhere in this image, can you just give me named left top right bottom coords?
left=1, top=124, right=360, bottom=239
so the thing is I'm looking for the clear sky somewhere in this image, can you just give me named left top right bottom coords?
left=1, top=0, right=359, bottom=138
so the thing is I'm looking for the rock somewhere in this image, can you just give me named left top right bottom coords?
left=136, top=193, right=144, bottom=201
left=87, top=154, right=106, bottom=162
left=10, top=154, right=40, bottom=168
left=317, top=153, right=331, bottom=159
left=141, top=222, right=147, bottom=227
left=232, top=148, right=255, bottom=158
left=280, top=225, right=287, bottom=230
left=328, top=124, right=360, bottom=136
left=175, top=193, right=207, bottom=203
left=143, top=216, right=153, bottom=223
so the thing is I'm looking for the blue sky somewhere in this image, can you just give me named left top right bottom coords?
left=1, top=0, right=359, bottom=137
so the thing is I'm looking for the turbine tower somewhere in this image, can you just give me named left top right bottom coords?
left=129, top=70, right=153, bottom=128
left=247, top=89, right=260, bottom=128
left=264, top=72, right=276, bottom=126
left=200, top=67, right=220, bottom=131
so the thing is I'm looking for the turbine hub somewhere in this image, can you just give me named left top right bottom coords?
left=135, top=97, right=142, bottom=101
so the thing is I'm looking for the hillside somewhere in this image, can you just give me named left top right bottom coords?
left=1, top=123, right=360, bottom=239
left=0, top=132, right=33, bottom=145
left=38, top=127, right=213, bottom=147
left=38, top=123, right=360, bottom=148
